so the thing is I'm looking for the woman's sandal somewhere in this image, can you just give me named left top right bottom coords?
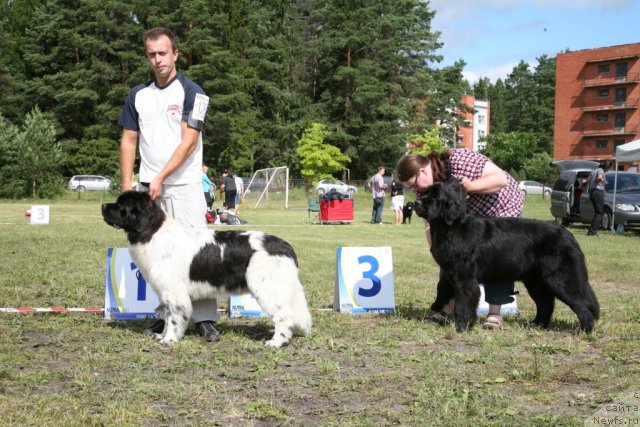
left=426, top=311, right=453, bottom=325
left=483, top=314, right=503, bottom=330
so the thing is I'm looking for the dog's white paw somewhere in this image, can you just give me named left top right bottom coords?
left=158, top=335, right=179, bottom=345
left=264, top=337, right=291, bottom=348
left=264, top=339, right=286, bottom=348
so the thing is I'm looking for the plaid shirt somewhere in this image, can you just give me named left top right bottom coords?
left=449, top=149, right=523, bottom=218
left=371, top=173, right=386, bottom=198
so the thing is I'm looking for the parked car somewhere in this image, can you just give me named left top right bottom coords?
left=67, top=175, right=112, bottom=192
left=518, top=180, right=551, bottom=196
left=549, top=160, right=640, bottom=229
left=315, top=179, right=357, bottom=196
left=242, top=177, right=266, bottom=192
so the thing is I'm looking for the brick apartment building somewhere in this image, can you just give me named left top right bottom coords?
left=554, top=43, right=640, bottom=171
left=457, top=95, right=490, bottom=151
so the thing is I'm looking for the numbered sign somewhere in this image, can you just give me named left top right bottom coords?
left=30, top=205, right=50, bottom=224
left=228, top=294, right=265, bottom=318
left=477, top=284, right=518, bottom=315
left=104, top=248, right=159, bottom=320
left=334, top=247, right=395, bottom=314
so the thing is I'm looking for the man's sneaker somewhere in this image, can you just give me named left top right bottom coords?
left=143, top=319, right=165, bottom=335
left=196, top=321, right=221, bottom=342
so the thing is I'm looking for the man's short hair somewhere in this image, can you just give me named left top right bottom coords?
left=143, top=27, right=177, bottom=51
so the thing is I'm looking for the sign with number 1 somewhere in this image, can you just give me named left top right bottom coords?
left=104, top=248, right=159, bottom=320
left=334, top=247, right=395, bottom=314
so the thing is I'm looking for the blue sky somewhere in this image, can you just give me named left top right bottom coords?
left=429, top=0, right=640, bottom=83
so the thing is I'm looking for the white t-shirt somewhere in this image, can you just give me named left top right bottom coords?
left=119, top=74, right=210, bottom=185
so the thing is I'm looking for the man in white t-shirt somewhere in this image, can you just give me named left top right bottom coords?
left=118, top=27, right=220, bottom=342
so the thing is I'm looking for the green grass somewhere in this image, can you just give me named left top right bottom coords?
left=1, top=193, right=639, bottom=426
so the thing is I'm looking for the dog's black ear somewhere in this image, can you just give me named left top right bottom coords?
left=441, top=180, right=466, bottom=226
left=131, top=193, right=158, bottom=233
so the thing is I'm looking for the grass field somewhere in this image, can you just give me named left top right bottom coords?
left=0, top=191, right=639, bottom=426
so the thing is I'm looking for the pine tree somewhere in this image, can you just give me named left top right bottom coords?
left=488, top=78, right=508, bottom=134
left=0, top=107, right=65, bottom=198
left=532, top=55, right=556, bottom=154
left=307, top=0, right=442, bottom=177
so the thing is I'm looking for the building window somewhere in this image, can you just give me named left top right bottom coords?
left=595, top=140, right=608, bottom=149
left=478, top=130, right=485, bottom=139
left=598, top=89, right=609, bottom=98
left=477, top=115, right=485, bottom=124
left=597, top=64, right=610, bottom=74
left=596, top=113, right=608, bottom=122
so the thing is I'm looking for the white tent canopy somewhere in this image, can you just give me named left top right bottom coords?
left=612, top=139, right=640, bottom=230
left=615, top=139, right=640, bottom=162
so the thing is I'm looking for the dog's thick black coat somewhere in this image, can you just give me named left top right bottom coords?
left=402, top=202, right=414, bottom=224
left=415, top=180, right=599, bottom=332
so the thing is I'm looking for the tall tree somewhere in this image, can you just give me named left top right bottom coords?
left=532, top=54, right=556, bottom=154
left=308, top=0, right=442, bottom=177
left=0, top=107, right=65, bottom=198
left=488, top=78, right=508, bottom=133
left=473, top=77, right=491, bottom=100
left=20, top=0, right=152, bottom=177
left=504, top=60, right=536, bottom=133
left=430, top=60, right=472, bottom=147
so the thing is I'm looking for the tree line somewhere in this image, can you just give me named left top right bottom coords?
left=0, top=0, right=556, bottom=198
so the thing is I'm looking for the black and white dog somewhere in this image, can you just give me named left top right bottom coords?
left=101, top=191, right=312, bottom=347
left=402, top=201, right=414, bottom=224
left=414, top=180, right=599, bottom=333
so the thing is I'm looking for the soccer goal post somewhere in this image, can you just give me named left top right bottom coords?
left=242, top=167, right=289, bottom=208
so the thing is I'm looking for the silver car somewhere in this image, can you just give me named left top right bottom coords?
left=315, top=179, right=357, bottom=196
left=67, top=175, right=112, bottom=192
left=518, top=180, right=551, bottom=196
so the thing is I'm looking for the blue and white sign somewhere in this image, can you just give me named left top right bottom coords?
left=477, top=284, right=518, bottom=315
left=30, top=205, right=50, bottom=225
left=228, top=294, right=265, bottom=318
left=104, top=248, right=158, bottom=320
left=334, top=246, right=395, bottom=314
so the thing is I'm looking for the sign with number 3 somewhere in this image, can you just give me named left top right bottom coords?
left=334, top=247, right=395, bottom=314
left=30, top=205, right=50, bottom=225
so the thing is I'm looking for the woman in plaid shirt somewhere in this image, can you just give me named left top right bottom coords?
left=396, top=148, right=523, bottom=329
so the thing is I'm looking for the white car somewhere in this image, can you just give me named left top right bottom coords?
left=315, top=179, right=357, bottom=196
left=67, top=175, right=112, bottom=192
left=518, top=180, right=550, bottom=196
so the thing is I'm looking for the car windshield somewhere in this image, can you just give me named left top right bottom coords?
left=605, top=174, right=640, bottom=193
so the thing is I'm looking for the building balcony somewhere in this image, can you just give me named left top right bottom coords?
left=581, top=73, right=640, bottom=88
left=568, top=141, right=615, bottom=158
left=571, top=97, right=639, bottom=112
left=578, top=124, right=638, bottom=137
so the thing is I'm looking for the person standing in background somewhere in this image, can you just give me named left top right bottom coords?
left=367, top=167, right=387, bottom=224
left=390, top=177, right=405, bottom=225
left=118, top=27, right=220, bottom=342
left=234, top=174, right=244, bottom=213
left=202, top=166, right=215, bottom=209
left=220, top=169, right=237, bottom=213
left=587, top=164, right=607, bottom=236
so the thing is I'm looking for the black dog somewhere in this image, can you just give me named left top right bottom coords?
left=414, top=180, right=599, bottom=333
left=402, top=202, right=414, bottom=224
